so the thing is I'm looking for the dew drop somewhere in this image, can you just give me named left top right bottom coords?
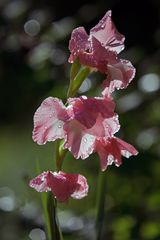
left=58, top=123, right=62, bottom=128
left=83, top=138, right=87, bottom=143
left=107, top=155, right=114, bottom=165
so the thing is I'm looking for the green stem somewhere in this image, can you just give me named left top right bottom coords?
left=47, top=193, right=63, bottom=240
left=45, top=63, right=90, bottom=240
left=56, top=140, right=68, bottom=171
left=67, top=66, right=91, bottom=98
left=44, top=141, right=66, bottom=240
left=96, top=170, right=107, bottom=240
left=41, top=192, right=52, bottom=240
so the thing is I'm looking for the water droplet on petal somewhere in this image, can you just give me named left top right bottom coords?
left=58, top=123, right=62, bottom=128
left=107, top=155, right=114, bottom=165
left=83, top=138, right=87, bottom=143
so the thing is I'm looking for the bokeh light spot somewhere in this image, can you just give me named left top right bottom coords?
left=78, top=78, right=92, bottom=93
left=24, top=19, right=40, bottom=37
left=136, top=128, right=157, bottom=149
left=138, top=73, right=160, bottom=93
left=29, top=228, right=46, bottom=240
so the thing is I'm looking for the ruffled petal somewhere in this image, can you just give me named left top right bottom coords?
left=29, top=171, right=89, bottom=202
left=102, top=114, right=120, bottom=137
left=114, top=137, right=138, bottom=158
left=32, top=97, right=69, bottom=145
left=74, top=36, right=116, bottom=73
left=68, top=27, right=89, bottom=63
left=102, top=59, right=136, bottom=96
left=95, top=137, right=138, bottom=171
left=90, top=10, right=125, bottom=54
left=68, top=96, right=116, bottom=128
left=64, top=112, right=119, bottom=159
left=64, top=119, right=96, bottom=159
left=64, top=96, right=119, bottom=159
left=29, top=171, right=51, bottom=192
left=71, top=174, right=89, bottom=199
left=68, top=11, right=125, bottom=73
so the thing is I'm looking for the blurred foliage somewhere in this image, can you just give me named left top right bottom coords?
left=0, top=0, right=160, bottom=239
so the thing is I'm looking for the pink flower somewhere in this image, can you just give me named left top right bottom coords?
left=68, top=10, right=135, bottom=94
left=32, top=97, right=138, bottom=171
left=95, top=137, right=138, bottom=171
left=29, top=171, right=88, bottom=202
left=32, top=96, right=120, bottom=160
left=69, top=10, right=124, bottom=67
left=64, top=96, right=119, bottom=159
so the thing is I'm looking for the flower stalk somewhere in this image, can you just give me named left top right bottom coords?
left=29, top=10, right=138, bottom=240
left=45, top=63, right=91, bottom=240
left=47, top=193, right=63, bottom=240
left=56, top=140, right=68, bottom=171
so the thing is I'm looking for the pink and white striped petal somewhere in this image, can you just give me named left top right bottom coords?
left=32, top=97, right=69, bottom=145
left=95, top=137, right=138, bottom=171
left=29, top=172, right=51, bottom=192
left=114, top=137, right=138, bottom=158
left=102, top=59, right=136, bottom=96
left=64, top=119, right=96, bottom=159
left=64, top=113, right=120, bottom=160
left=90, top=10, right=125, bottom=54
left=68, top=96, right=116, bottom=128
left=68, top=27, right=89, bottom=63
left=68, top=11, right=125, bottom=73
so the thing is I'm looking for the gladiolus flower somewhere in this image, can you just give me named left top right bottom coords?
left=64, top=96, right=119, bottom=159
left=29, top=171, right=88, bottom=202
left=68, top=10, right=135, bottom=95
left=32, top=96, right=120, bottom=160
left=69, top=10, right=124, bottom=66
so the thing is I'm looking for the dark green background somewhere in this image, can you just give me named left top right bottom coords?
left=0, top=0, right=160, bottom=239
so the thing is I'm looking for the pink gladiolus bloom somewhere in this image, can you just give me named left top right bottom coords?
left=69, top=10, right=124, bottom=66
left=68, top=10, right=135, bottom=94
left=29, top=171, right=88, bottom=202
left=64, top=96, right=120, bottom=159
left=32, top=96, right=120, bottom=159
left=95, top=137, right=138, bottom=171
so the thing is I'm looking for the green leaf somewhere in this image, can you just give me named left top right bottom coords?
left=70, top=59, right=81, bottom=82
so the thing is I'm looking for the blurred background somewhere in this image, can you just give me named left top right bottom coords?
left=0, top=0, right=160, bottom=239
